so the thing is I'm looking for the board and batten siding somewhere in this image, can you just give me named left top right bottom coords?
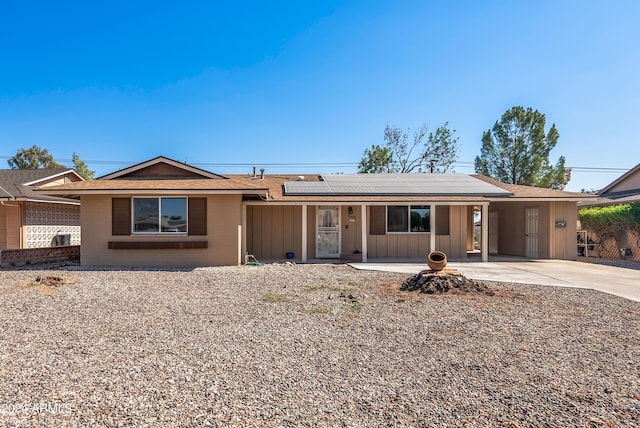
left=81, top=194, right=241, bottom=267
left=246, top=205, right=303, bottom=261
left=549, top=201, right=577, bottom=260
left=0, top=203, right=22, bottom=250
left=367, top=205, right=467, bottom=259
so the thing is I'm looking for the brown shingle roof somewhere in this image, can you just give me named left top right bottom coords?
left=37, top=177, right=270, bottom=196
left=38, top=171, right=594, bottom=203
left=0, top=169, right=81, bottom=203
left=471, top=175, right=594, bottom=200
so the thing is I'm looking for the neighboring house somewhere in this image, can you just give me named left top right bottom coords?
left=0, top=169, right=84, bottom=251
left=38, top=156, right=591, bottom=268
left=577, top=163, right=640, bottom=261
left=578, top=163, right=640, bottom=208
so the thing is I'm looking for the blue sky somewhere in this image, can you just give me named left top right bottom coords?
left=1, top=0, right=638, bottom=191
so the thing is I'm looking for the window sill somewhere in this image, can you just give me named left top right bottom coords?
left=108, top=241, right=208, bottom=250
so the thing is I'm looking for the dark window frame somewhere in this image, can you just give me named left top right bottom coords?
left=386, top=205, right=431, bottom=233
left=132, top=196, right=188, bottom=234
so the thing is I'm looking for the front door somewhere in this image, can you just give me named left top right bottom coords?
left=317, top=206, right=340, bottom=258
left=525, top=207, right=539, bottom=258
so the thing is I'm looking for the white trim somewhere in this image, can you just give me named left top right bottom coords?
left=22, top=169, right=84, bottom=186
left=24, top=198, right=80, bottom=206
left=99, top=156, right=224, bottom=180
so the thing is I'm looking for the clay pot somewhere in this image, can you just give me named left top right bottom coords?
left=427, top=251, right=447, bottom=271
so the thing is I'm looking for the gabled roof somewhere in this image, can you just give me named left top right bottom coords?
left=597, top=163, right=640, bottom=196
left=99, top=156, right=226, bottom=180
left=578, top=163, right=640, bottom=207
left=0, top=169, right=83, bottom=204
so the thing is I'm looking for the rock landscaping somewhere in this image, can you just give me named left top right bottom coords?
left=0, top=264, right=638, bottom=427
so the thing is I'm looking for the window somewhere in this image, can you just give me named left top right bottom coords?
left=133, top=197, right=187, bottom=233
left=387, top=205, right=430, bottom=233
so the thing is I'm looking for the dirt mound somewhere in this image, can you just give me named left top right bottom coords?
left=31, top=275, right=72, bottom=287
left=401, top=269, right=494, bottom=295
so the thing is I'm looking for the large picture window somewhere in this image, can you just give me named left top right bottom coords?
left=387, top=205, right=430, bottom=233
left=133, top=197, right=187, bottom=233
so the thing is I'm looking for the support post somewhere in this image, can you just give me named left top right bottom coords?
left=237, top=225, right=242, bottom=266
left=301, top=205, right=308, bottom=262
left=241, top=203, right=247, bottom=264
left=482, top=204, right=489, bottom=262
left=430, top=204, right=437, bottom=253
left=361, top=204, right=368, bottom=262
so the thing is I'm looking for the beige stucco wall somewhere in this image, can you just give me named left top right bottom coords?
left=80, top=194, right=242, bottom=267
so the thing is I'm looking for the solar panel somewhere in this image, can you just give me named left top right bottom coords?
left=283, top=174, right=513, bottom=196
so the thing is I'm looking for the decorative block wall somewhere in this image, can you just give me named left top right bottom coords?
left=25, top=202, right=81, bottom=248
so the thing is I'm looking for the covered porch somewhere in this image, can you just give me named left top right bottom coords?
left=242, top=202, right=491, bottom=264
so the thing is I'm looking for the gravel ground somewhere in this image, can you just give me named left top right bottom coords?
left=578, top=256, right=640, bottom=271
left=0, top=264, right=639, bottom=427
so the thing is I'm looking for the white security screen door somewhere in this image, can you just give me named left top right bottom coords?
left=525, top=208, right=539, bottom=258
left=316, top=205, right=340, bottom=258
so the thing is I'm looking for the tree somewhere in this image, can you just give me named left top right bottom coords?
left=474, top=106, right=570, bottom=189
left=72, top=152, right=95, bottom=180
left=8, top=146, right=95, bottom=180
left=7, top=145, right=64, bottom=169
left=358, top=144, right=393, bottom=173
left=358, top=122, right=459, bottom=173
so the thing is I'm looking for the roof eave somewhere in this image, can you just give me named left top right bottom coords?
left=22, top=169, right=85, bottom=186
left=37, top=188, right=270, bottom=196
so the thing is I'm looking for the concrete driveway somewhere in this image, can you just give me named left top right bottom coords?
left=349, top=258, right=640, bottom=302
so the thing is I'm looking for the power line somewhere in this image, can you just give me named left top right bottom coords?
left=0, top=155, right=631, bottom=173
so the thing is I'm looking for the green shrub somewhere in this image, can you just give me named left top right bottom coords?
left=579, top=203, right=640, bottom=237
